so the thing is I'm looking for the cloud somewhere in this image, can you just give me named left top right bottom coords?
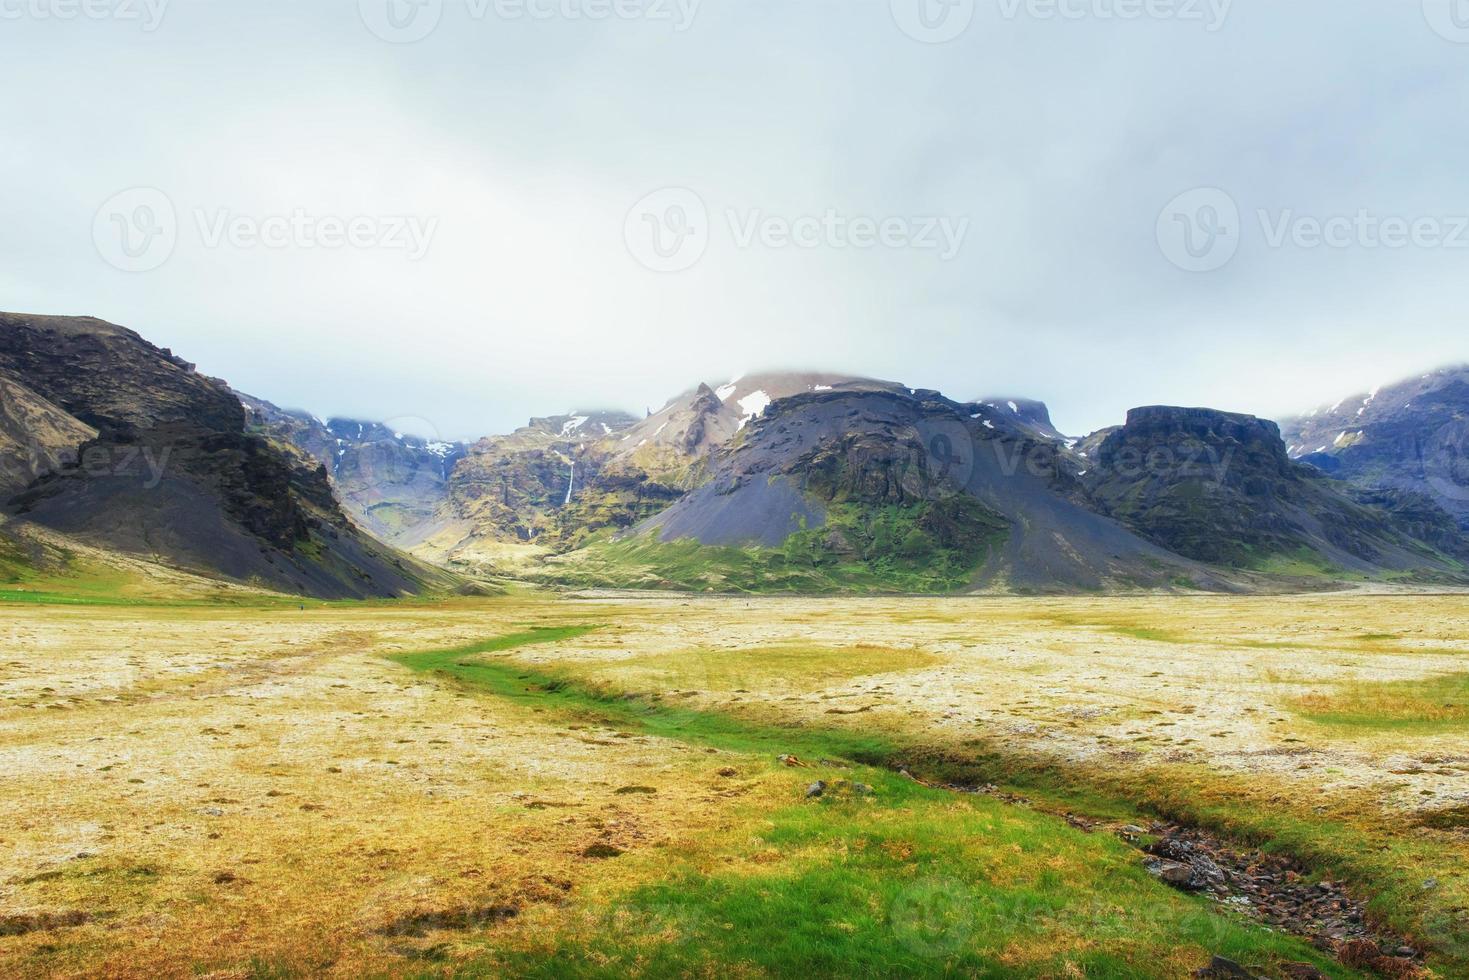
left=1, top=0, right=1465, bottom=439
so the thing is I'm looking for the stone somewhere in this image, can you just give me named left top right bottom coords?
left=1193, top=955, right=1261, bottom=979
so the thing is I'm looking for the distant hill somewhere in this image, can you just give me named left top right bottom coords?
left=1281, top=367, right=1469, bottom=545
left=238, top=393, right=468, bottom=548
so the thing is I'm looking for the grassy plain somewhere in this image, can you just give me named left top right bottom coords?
left=2, top=590, right=1467, bottom=977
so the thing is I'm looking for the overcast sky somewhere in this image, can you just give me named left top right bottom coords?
left=3, top=0, right=1467, bottom=440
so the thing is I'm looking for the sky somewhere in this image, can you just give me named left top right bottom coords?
left=3, top=0, right=1468, bottom=441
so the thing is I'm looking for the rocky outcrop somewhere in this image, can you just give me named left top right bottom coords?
left=0, top=312, right=452, bottom=598
left=1085, top=406, right=1457, bottom=575
left=0, top=374, right=97, bottom=498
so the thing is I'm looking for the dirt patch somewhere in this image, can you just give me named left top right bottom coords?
left=376, top=903, right=521, bottom=938
left=1413, top=805, right=1469, bottom=831
left=0, top=910, right=91, bottom=937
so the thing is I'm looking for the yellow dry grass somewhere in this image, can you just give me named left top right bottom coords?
left=4, top=589, right=1469, bottom=976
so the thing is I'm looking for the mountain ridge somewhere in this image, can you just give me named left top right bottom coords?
left=5, top=311, right=1466, bottom=596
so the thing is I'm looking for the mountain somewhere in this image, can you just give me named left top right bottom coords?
left=547, top=387, right=1235, bottom=594
left=6, top=309, right=1462, bottom=597
left=238, top=394, right=467, bottom=548
left=608, top=372, right=904, bottom=479
left=426, top=409, right=661, bottom=562
left=1281, top=367, right=1469, bottom=537
left=971, top=396, right=1066, bottom=442
left=418, top=374, right=898, bottom=570
left=0, top=312, right=453, bottom=599
left=1082, top=406, right=1461, bottom=578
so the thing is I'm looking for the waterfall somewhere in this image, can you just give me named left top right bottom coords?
left=564, top=461, right=575, bottom=506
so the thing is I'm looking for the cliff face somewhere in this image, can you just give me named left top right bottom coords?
left=0, top=373, right=98, bottom=498
left=239, top=394, right=468, bottom=547
left=0, top=312, right=451, bottom=598
left=1281, top=367, right=1469, bottom=534
left=1084, top=406, right=1458, bottom=575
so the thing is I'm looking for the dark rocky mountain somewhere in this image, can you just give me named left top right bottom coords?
left=1082, top=406, right=1460, bottom=577
left=0, top=373, right=98, bottom=498
left=629, top=387, right=1232, bottom=592
left=1281, top=367, right=1469, bottom=536
left=238, top=394, right=467, bottom=548
left=6, top=310, right=1462, bottom=595
left=609, top=372, right=904, bottom=481
left=971, top=396, right=1065, bottom=442
left=0, top=312, right=453, bottom=599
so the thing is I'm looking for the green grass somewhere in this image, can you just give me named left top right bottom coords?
left=537, top=497, right=1005, bottom=595
left=1246, top=546, right=1343, bottom=579
left=391, top=630, right=1358, bottom=979
left=1292, top=672, right=1469, bottom=731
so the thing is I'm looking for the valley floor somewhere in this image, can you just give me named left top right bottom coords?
left=2, top=593, right=1467, bottom=978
